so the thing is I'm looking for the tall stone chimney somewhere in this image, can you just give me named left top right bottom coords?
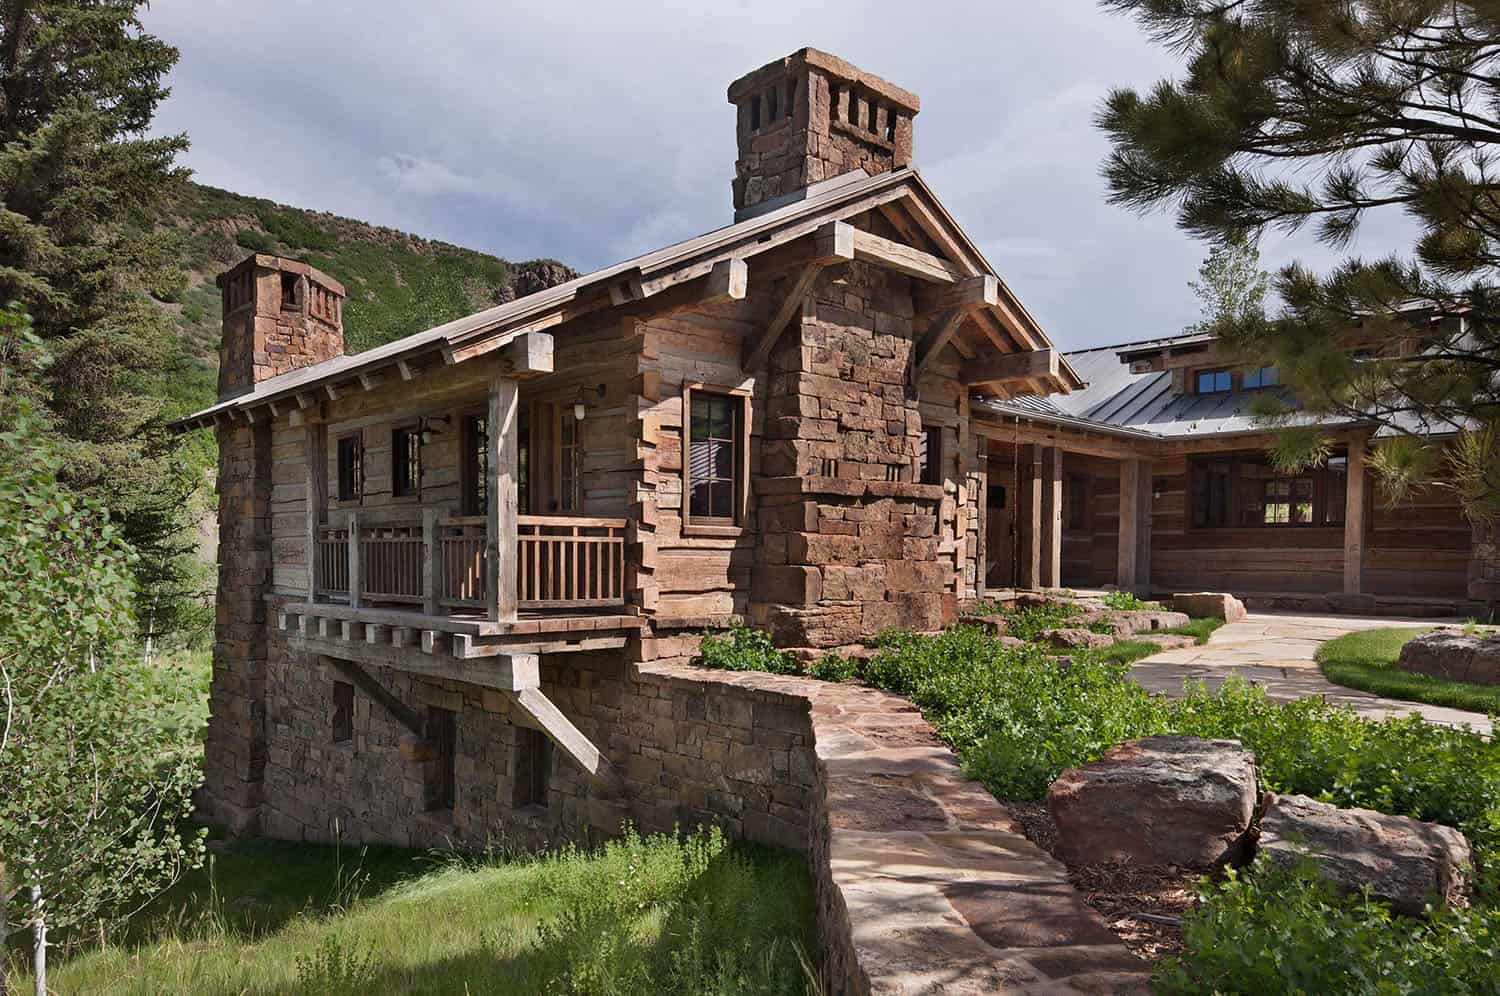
left=216, top=254, right=346, bottom=400
left=728, top=48, right=920, bottom=219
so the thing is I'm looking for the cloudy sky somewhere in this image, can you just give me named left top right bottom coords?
left=141, top=1, right=1414, bottom=351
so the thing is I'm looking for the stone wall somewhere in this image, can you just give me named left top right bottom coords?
left=217, top=255, right=344, bottom=398
left=749, top=259, right=960, bottom=647
left=1472, top=520, right=1500, bottom=606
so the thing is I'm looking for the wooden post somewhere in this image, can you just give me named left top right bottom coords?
left=1041, top=445, right=1062, bottom=588
left=487, top=376, right=520, bottom=622
left=1021, top=445, right=1043, bottom=589
left=1117, top=459, right=1140, bottom=591
left=347, top=511, right=361, bottom=609
left=1343, top=436, right=1367, bottom=594
left=304, top=422, right=327, bottom=602
left=422, top=506, right=440, bottom=616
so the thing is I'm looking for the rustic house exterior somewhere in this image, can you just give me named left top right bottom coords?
left=972, top=323, right=1500, bottom=616
left=175, top=49, right=1086, bottom=848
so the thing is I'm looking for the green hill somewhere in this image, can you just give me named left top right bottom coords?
left=150, top=182, right=576, bottom=419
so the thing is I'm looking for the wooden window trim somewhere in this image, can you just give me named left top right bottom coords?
left=335, top=431, right=363, bottom=505
left=681, top=382, right=750, bottom=537
left=1187, top=451, right=1352, bottom=531
left=555, top=405, right=583, bottom=514
left=391, top=421, right=422, bottom=502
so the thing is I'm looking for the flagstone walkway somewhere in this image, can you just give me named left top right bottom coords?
left=1128, top=612, right=1493, bottom=735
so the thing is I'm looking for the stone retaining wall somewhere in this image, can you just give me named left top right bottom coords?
left=256, top=625, right=1145, bottom=993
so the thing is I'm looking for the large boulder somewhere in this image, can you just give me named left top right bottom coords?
left=1258, top=793, right=1471, bottom=914
left=1039, top=627, right=1114, bottom=650
left=1396, top=629, right=1500, bottom=686
left=1048, top=736, right=1257, bottom=869
left=1171, top=591, right=1247, bottom=624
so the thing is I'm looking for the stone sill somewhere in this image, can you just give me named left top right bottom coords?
left=755, top=476, right=944, bottom=501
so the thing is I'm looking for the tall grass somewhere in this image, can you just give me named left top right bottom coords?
left=8, top=827, right=817, bottom=995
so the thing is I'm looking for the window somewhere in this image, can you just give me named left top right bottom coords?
left=280, top=272, right=301, bottom=311
left=1196, top=368, right=1233, bottom=393
left=332, top=680, right=353, bottom=744
left=919, top=426, right=942, bottom=485
left=424, top=707, right=456, bottom=812
left=1243, top=366, right=1279, bottom=389
left=513, top=726, right=552, bottom=810
left=767, top=85, right=778, bottom=121
left=460, top=413, right=487, bottom=516
left=336, top=434, right=363, bottom=502
left=558, top=410, right=581, bottom=512
left=1066, top=474, right=1089, bottom=530
left=749, top=94, right=761, bottom=130
left=686, top=387, right=743, bottom=524
left=393, top=426, right=421, bottom=497
left=1191, top=455, right=1347, bottom=528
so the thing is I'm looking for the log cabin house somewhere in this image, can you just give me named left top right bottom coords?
left=173, top=49, right=1089, bottom=846
left=174, top=48, right=1498, bottom=850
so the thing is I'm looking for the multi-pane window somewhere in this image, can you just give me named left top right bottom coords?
left=336, top=434, right=363, bottom=502
left=1191, top=456, right=1348, bottom=528
left=559, top=412, right=581, bottom=512
left=1195, top=368, right=1233, bottom=393
left=512, top=727, right=553, bottom=810
left=688, top=391, right=740, bottom=522
left=919, top=426, right=942, bottom=485
left=1243, top=366, right=1279, bottom=389
left=332, top=680, right=353, bottom=744
left=424, top=707, right=456, bottom=812
left=461, top=413, right=487, bottom=516
left=393, top=426, right=422, bottom=497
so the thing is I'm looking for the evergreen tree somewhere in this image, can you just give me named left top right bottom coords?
left=0, top=1, right=201, bottom=637
left=1186, top=235, right=1269, bottom=338
left=1100, top=0, right=1500, bottom=516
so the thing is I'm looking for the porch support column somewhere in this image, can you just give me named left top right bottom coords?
left=1020, top=445, right=1043, bottom=589
left=1343, top=436, right=1367, bottom=594
left=1117, top=458, right=1151, bottom=593
left=487, top=375, right=520, bottom=622
left=1041, top=445, right=1062, bottom=588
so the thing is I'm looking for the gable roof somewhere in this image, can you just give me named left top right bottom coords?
left=172, top=167, right=1082, bottom=431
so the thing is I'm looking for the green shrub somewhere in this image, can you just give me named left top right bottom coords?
left=235, top=227, right=275, bottom=253
left=256, top=206, right=336, bottom=252
left=1156, top=859, right=1500, bottom=994
left=809, top=652, right=856, bottom=682
left=1101, top=590, right=1153, bottom=610
left=698, top=624, right=797, bottom=675
left=999, top=601, right=1080, bottom=641
left=294, top=934, right=377, bottom=996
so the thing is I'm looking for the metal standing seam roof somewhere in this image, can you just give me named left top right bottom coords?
left=171, top=166, right=1081, bottom=430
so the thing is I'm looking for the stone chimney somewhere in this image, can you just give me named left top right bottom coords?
left=728, top=48, right=919, bottom=219
left=216, top=254, right=346, bottom=400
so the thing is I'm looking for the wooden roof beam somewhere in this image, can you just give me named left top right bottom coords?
left=850, top=227, right=966, bottom=284
left=961, top=348, right=1060, bottom=387
left=742, top=221, right=855, bottom=371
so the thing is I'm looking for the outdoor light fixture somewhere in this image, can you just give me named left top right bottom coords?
left=572, top=384, right=607, bottom=421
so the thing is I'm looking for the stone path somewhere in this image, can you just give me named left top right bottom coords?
left=1128, top=612, right=1493, bottom=735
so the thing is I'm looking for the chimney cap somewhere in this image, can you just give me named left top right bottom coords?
left=727, top=47, right=920, bottom=114
left=216, top=253, right=346, bottom=298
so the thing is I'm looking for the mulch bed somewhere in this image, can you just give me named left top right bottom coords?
left=1004, top=800, right=1201, bottom=962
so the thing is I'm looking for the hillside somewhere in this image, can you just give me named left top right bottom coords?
left=151, top=182, right=577, bottom=418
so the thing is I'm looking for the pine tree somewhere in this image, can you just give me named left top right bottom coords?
left=0, top=1, right=201, bottom=636
left=1100, top=0, right=1500, bottom=516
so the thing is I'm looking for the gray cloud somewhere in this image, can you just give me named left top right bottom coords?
left=142, top=0, right=1418, bottom=350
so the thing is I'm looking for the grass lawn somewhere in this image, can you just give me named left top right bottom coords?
left=1315, top=627, right=1500, bottom=714
left=9, top=828, right=817, bottom=996
left=1160, top=617, right=1225, bottom=645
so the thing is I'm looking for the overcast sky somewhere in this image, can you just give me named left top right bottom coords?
left=141, top=1, right=1416, bottom=351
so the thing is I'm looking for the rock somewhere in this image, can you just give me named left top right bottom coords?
left=1258, top=793, right=1471, bottom=914
left=959, top=614, right=1010, bottom=637
left=1114, top=609, right=1191, bottom=633
left=1039, top=627, right=1113, bottom=650
left=1396, top=629, right=1500, bottom=686
left=1171, top=592, right=1247, bottom=623
left=998, top=635, right=1027, bottom=648
left=1136, top=633, right=1198, bottom=651
left=1048, top=736, right=1257, bottom=869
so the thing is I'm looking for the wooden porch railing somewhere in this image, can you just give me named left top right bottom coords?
left=312, top=511, right=627, bottom=614
left=517, top=515, right=627, bottom=609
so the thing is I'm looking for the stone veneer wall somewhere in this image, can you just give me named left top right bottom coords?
left=750, top=260, right=960, bottom=647
left=1472, top=520, right=1500, bottom=606
left=217, top=256, right=344, bottom=399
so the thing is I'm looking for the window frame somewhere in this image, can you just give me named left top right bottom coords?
left=918, top=425, right=943, bottom=485
left=681, top=383, right=749, bottom=537
left=391, top=423, right=422, bottom=500
left=1195, top=368, right=1233, bottom=394
left=335, top=432, right=363, bottom=503
left=512, top=726, right=553, bottom=811
left=555, top=406, right=582, bottom=514
left=331, top=680, right=353, bottom=744
left=1188, top=452, right=1350, bottom=530
left=1242, top=365, right=1279, bottom=389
